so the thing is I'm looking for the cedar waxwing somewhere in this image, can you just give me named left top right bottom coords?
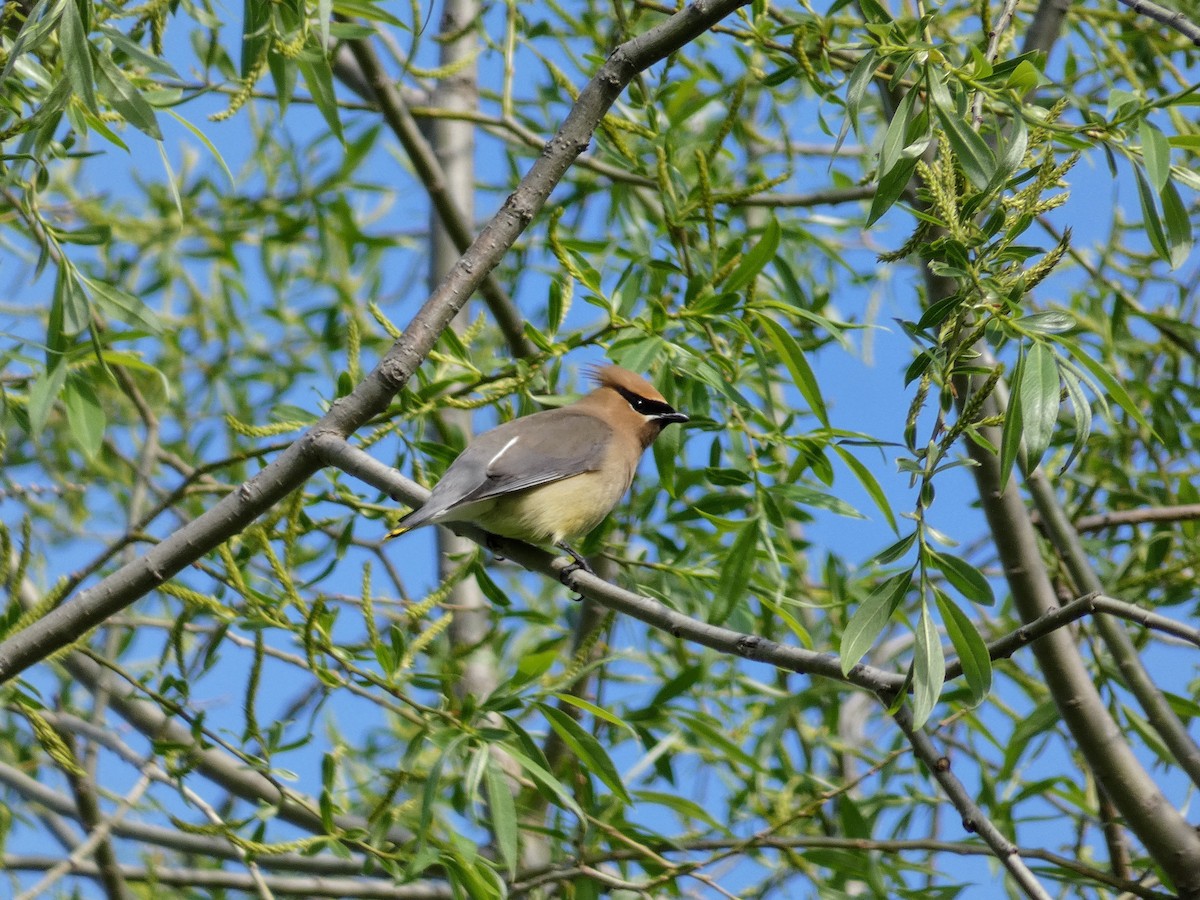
left=387, top=365, right=688, bottom=572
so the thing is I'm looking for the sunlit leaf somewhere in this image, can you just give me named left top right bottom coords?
left=841, top=570, right=912, bottom=673
left=910, top=599, right=945, bottom=729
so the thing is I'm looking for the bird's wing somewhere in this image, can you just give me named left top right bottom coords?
left=395, top=410, right=613, bottom=530
left=457, top=410, right=613, bottom=505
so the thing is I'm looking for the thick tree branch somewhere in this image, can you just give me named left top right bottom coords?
left=0, top=0, right=754, bottom=684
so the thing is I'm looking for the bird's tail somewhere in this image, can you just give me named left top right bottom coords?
left=384, top=504, right=434, bottom=540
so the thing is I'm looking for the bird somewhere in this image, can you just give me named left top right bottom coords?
left=387, top=365, right=688, bottom=576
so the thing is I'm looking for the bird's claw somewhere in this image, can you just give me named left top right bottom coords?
left=556, top=543, right=593, bottom=601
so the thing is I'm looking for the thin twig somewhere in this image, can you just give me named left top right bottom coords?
left=1115, top=0, right=1200, bottom=46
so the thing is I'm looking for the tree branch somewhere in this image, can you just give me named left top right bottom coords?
left=2, top=856, right=453, bottom=899
left=1115, top=0, right=1200, bottom=46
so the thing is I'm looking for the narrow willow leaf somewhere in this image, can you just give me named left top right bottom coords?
left=712, top=518, right=760, bottom=625
left=57, top=265, right=90, bottom=335
left=934, top=589, right=992, bottom=706
left=841, top=570, right=912, bottom=674
left=60, top=0, right=98, bottom=113
left=756, top=313, right=829, bottom=426
left=1058, top=366, right=1091, bottom=473
left=844, top=49, right=878, bottom=141
left=725, top=217, right=781, bottom=293
left=497, top=745, right=585, bottom=821
left=1056, top=339, right=1154, bottom=435
left=877, top=87, right=917, bottom=180
left=241, top=0, right=271, bottom=78
left=832, top=444, right=897, bottom=531
left=930, top=550, right=995, bottom=606
left=28, top=362, right=68, bottom=438
left=540, top=705, right=631, bottom=804
left=63, top=377, right=106, bottom=459
left=297, top=53, right=343, bottom=142
left=999, top=350, right=1024, bottom=489
left=485, top=760, right=519, bottom=877
left=1139, top=121, right=1170, bottom=194
left=867, top=155, right=919, bottom=226
left=911, top=599, right=945, bottom=729
left=1132, top=163, right=1169, bottom=263
left=94, top=52, right=162, bottom=139
left=551, top=694, right=633, bottom=733
left=1019, top=342, right=1059, bottom=474
left=1160, top=177, right=1193, bottom=269
left=84, top=276, right=164, bottom=334
left=1019, top=311, right=1074, bottom=334
left=929, top=77, right=996, bottom=189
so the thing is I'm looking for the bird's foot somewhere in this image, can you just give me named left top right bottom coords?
left=484, top=533, right=507, bottom=561
left=556, top=543, right=593, bottom=601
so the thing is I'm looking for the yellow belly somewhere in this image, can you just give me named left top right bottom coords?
left=472, top=470, right=630, bottom=545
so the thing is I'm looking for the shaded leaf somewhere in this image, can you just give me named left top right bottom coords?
left=935, top=589, right=992, bottom=706
left=712, top=518, right=760, bottom=625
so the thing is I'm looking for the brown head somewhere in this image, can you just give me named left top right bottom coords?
left=575, top=365, right=689, bottom=451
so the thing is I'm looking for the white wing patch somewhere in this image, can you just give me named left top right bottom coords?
left=487, top=435, right=520, bottom=469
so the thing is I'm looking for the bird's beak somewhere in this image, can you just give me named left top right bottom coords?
left=657, top=411, right=689, bottom=425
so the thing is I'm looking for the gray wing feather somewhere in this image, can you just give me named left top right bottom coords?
left=399, top=410, right=611, bottom=528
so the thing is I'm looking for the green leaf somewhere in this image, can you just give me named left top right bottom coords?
left=60, top=0, right=98, bottom=114
left=877, top=87, right=917, bottom=181
left=724, top=217, right=781, bottom=293
left=1055, top=339, right=1154, bottom=435
left=930, top=550, right=994, bottom=606
left=934, top=589, right=991, bottom=706
left=844, top=49, right=878, bottom=141
left=756, top=313, right=829, bottom=427
left=1018, top=341, right=1059, bottom=474
left=999, top=351, right=1024, bottom=489
left=867, top=156, right=918, bottom=226
left=485, top=760, right=519, bottom=877
left=712, top=518, right=760, bottom=625
left=929, top=76, right=996, bottom=189
left=1160, top=177, right=1193, bottom=269
left=56, top=265, right=90, bottom=335
left=63, top=377, right=106, bottom=459
left=241, top=0, right=271, bottom=78
left=540, top=705, right=630, bottom=803
left=1132, top=162, right=1169, bottom=263
left=551, top=694, right=633, bottom=733
left=28, top=362, right=68, bottom=438
left=857, top=0, right=893, bottom=25
left=166, top=109, right=235, bottom=187
left=1139, top=121, right=1170, bottom=194
left=832, top=444, right=897, bottom=531
left=910, top=599, right=945, bottom=729
left=93, top=51, right=162, bottom=140
left=297, top=51, right=344, bottom=142
left=1018, top=311, right=1074, bottom=334
left=1058, top=366, right=1091, bottom=474
left=82, top=276, right=165, bottom=334
left=841, top=570, right=912, bottom=673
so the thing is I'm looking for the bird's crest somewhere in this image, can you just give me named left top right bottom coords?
left=586, top=364, right=667, bottom=402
